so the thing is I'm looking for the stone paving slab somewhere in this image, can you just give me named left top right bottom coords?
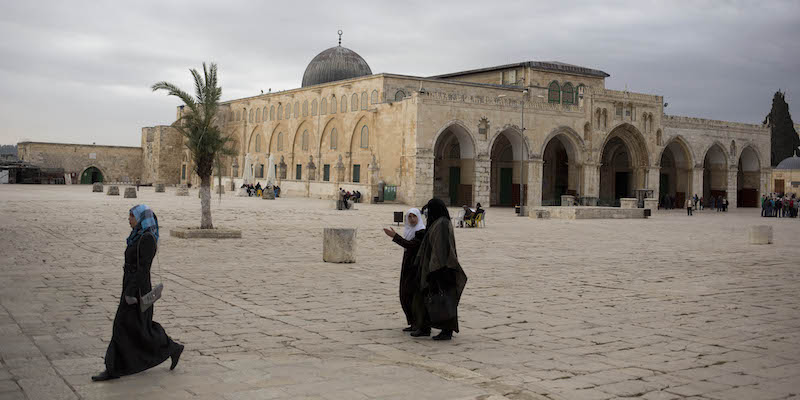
left=1, top=185, right=799, bottom=399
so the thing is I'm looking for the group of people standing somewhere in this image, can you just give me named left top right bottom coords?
left=762, top=194, right=799, bottom=218
left=241, top=182, right=281, bottom=197
left=384, top=199, right=468, bottom=341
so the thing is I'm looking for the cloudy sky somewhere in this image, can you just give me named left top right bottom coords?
left=1, top=0, right=798, bottom=147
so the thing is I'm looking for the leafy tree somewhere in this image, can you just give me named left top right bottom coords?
left=763, top=90, right=800, bottom=166
left=153, top=63, right=235, bottom=228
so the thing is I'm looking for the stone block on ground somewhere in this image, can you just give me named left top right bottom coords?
left=170, top=227, right=242, bottom=239
left=644, top=198, right=658, bottom=211
left=262, top=186, right=275, bottom=199
left=323, top=228, right=356, bottom=263
left=123, top=187, right=137, bottom=198
left=561, top=195, right=575, bottom=206
left=106, top=185, right=119, bottom=196
left=176, top=185, right=189, bottom=196
left=92, top=183, right=103, bottom=192
left=154, top=183, right=165, bottom=193
left=748, top=225, right=772, bottom=245
left=620, top=198, right=638, bottom=209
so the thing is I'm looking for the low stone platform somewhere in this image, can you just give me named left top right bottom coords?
left=170, top=227, right=242, bottom=239
left=531, top=206, right=646, bottom=220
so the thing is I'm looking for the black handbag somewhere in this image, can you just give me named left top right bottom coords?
left=425, top=281, right=456, bottom=323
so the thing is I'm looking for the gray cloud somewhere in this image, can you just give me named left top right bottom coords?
left=1, top=0, right=798, bottom=146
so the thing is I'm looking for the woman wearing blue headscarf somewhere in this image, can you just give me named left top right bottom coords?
left=92, top=205, right=184, bottom=381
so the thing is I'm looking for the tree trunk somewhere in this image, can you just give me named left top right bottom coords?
left=200, top=174, right=213, bottom=229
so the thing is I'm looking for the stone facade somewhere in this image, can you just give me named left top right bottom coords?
left=17, top=142, right=142, bottom=183
left=141, top=126, right=183, bottom=185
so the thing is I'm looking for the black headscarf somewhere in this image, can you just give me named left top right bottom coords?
left=422, top=198, right=450, bottom=225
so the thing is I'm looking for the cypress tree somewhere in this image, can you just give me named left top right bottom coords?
left=763, top=91, right=800, bottom=166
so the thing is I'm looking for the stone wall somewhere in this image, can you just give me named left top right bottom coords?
left=17, top=142, right=142, bottom=183
left=141, top=125, right=183, bottom=185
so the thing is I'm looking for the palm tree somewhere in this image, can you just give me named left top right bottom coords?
left=152, top=63, right=234, bottom=229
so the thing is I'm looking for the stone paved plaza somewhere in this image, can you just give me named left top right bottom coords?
left=1, top=185, right=799, bottom=400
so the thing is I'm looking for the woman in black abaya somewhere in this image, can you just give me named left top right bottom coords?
left=411, top=198, right=468, bottom=341
left=383, top=208, right=426, bottom=332
left=92, top=205, right=183, bottom=381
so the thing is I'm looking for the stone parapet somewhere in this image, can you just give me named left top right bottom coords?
left=620, top=198, right=638, bottom=209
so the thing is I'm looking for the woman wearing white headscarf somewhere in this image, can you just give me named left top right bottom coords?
left=383, top=208, right=426, bottom=332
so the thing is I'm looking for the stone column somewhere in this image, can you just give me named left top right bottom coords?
left=414, top=149, right=435, bottom=206
left=692, top=167, right=704, bottom=199
left=568, top=162, right=581, bottom=193
left=368, top=154, right=380, bottom=201
left=528, top=158, right=543, bottom=208
left=760, top=169, right=771, bottom=197
left=306, top=156, right=317, bottom=198
left=646, top=167, right=660, bottom=197
left=581, top=162, right=600, bottom=205
left=334, top=154, right=345, bottom=183
left=727, top=166, right=738, bottom=209
left=474, top=156, right=490, bottom=207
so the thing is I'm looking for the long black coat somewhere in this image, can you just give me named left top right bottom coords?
left=392, top=230, right=426, bottom=326
left=105, top=233, right=178, bottom=377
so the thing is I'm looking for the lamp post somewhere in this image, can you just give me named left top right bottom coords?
left=498, top=80, right=529, bottom=216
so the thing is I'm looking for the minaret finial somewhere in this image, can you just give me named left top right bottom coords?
left=338, top=30, right=343, bottom=46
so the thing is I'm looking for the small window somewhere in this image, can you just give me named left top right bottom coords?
left=341, top=96, right=347, bottom=113
left=277, top=105, right=283, bottom=120
left=321, top=98, right=327, bottom=115
left=394, top=90, right=405, bottom=101
left=249, top=109, right=254, bottom=123
left=360, top=125, right=369, bottom=148
left=302, top=100, right=308, bottom=117
left=294, top=102, right=299, bottom=118
left=263, top=107, right=267, bottom=121
left=371, top=90, right=379, bottom=104
left=330, top=128, right=337, bottom=150
left=311, top=99, right=317, bottom=116
left=181, top=165, right=186, bottom=180
left=296, top=164, right=302, bottom=180
left=331, top=96, right=337, bottom=114
left=270, top=106, right=275, bottom=121
left=285, top=104, right=291, bottom=119
left=236, top=110, right=241, bottom=121
left=302, top=130, right=309, bottom=151
left=615, top=103, right=623, bottom=117
left=256, top=108, right=262, bottom=122
left=323, top=164, right=330, bottom=181
left=257, top=164, right=264, bottom=178
left=353, top=164, right=361, bottom=183
left=351, top=94, right=358, bottom=111
left=361, top=92, right=367, bottom=110
left=277, top=132, right=284, bottom=151
left=548, top=81, right=560, bottom=103
left=562, top=83, right=574, bottom=105
left=255, top=134, right=261, bottom=152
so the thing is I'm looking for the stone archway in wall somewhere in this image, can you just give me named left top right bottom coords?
left=489, top=128, right=529, bottom=207
left=658, top=138, right=693, bottom=209
left=80, top=166, right=104, bottom=184
left=703, top=143, right=728, bottom=204
left=434, top=123, right=476, bottom=206
left=599, top=124, right=649, bottom=206
left=737, top=146, right=761, bottom=207
left=541, top=132, right=582, bottom=206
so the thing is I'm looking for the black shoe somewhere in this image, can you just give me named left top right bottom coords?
left=91, top=370, right=118, bottom=382
left=170, top=344, right=184, bottom=370
left=433, top=331, right=453, bottom=341
left=402, top=326, right=414, bottom=332
left=410, top=328, right=431, bottom=337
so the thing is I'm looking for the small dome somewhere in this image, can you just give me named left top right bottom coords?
left=775, top=153, right=800, bottom=170
left=301, top=46, right=372, bottom=88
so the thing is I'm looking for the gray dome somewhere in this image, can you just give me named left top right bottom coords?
left=301, top=46, right=372, bottom=87
left=776, top=154, right=800, bottom=170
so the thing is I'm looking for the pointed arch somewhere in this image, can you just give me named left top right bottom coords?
left=657, top=135, right=695, bottom=168
left=429, top=120, right=477, bottom=158
left=488, top=126, right=531, bottom=161
left=540, top=126, right=585, bottom=162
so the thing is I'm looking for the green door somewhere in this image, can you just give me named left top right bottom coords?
left=500, top=168, right=513, bottom=205
left=449, top=167, right=460, bottom=205
left=80, top=167, right=103, bottom=184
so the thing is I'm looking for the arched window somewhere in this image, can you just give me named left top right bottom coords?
left=311, top=99, right=318, bottom=116
left=562, top=83, right=574, bottom=105
left=361, top=92, right=367, bottom=110
left=294, top=102, right=299, bottom=118
left=730, top=140, right=736, bottom=157
left=615, top=103, right=623, bottom=117
left=320, top=98, right=327, bottom=115
left=277, top=105, right=283, bottom=120
left=255, top=134, right=261, bottom=152
left=263, top=107, right=267, bottom=121
left=330, top=128, right=337, bottom=150
left=643, top=113, right=649, bottom=133
left=548, top=81, right=560, bottom=103
left=302, top=130, right=309, bottom=151
left=236, top=110, right=240, bottom=121
left=360, top=125, right=369, bottom=148
left=256, top=108, right=262, bottom=122
left=394, top=90, right=405, bottom=101
left=270, top=106, right=275, bottom=121
left=277, top=132, right=284, bottom=151
left=351, top=94, right=358, bottom=111
left=371, top=90, right=379, bottom=104
left=341, top=95, right=347, bottom=113
left=285, top=104, right=291, bottom=119
left=302, top=100, right=308, bottom=117
left=249, top=109, right=254, bottom=123
left=331, top=96, right=337, bottom=114
left=656, top=130, right=663, bottom=146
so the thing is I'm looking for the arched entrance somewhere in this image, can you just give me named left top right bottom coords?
left=599, top=124, right=649, bottom=206
left=541, top=134, right=580, bottom=205
left=737, top=146, right=760, bottom=207
left=434, top=123, right=475, bottom=206
left=703, top=144, right=728, bottom=204
left=659, top=139, right=693, bottom=209
left=80, top=166, right=103, bottom=184
left=490, top=129, right=528, bottom=206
